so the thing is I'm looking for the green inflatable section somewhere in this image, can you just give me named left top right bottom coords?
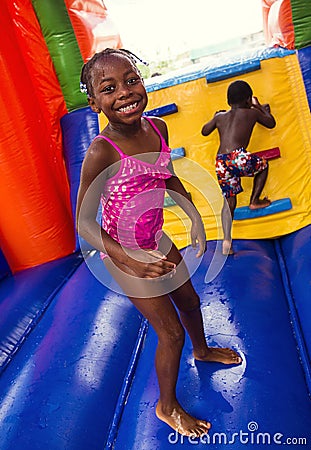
left=31, top=0, right=87, bottom=111
left=291, top=0, right=311, bottom=49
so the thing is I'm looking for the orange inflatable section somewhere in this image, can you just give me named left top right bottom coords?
left=65, top=0, right=122, bottom=62
left=262, top=0, right=294, bottom=49
left=0, top=1, right=75, bottom=273
left=7, top=0, right=69, bottom=150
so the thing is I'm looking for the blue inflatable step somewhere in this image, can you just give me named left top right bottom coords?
left=171, top=147, right=185, bottom=161
left=144, top=103, right=178, bottom=117
left=206, top=58, right=261, bottom=83
left=234, top=198, right=292, bottom=220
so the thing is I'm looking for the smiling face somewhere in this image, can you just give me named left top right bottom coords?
left=88, top=53, right=148, bottom=125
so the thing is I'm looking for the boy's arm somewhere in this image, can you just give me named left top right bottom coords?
left=252, top=96, right=276, bottom=129
left=201, top=110, right=226, bottom=136
left=201, top=116, right=217, bottom=136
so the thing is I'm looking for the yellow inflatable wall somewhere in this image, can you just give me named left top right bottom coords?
left=100, top=52, right=311, bottom=249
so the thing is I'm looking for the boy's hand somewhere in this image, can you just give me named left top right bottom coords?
left=261, top=103, right=271, bottom=113
left=252, top=96, right=272, bottom=114
left=251, top=96, right=260, bottom=106
left=215, top=109, right=226, bottom=115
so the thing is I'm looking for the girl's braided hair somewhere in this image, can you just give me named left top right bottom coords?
left=80, top=48, right=148, bottom=98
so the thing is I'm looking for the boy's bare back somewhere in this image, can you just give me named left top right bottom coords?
left=201, top=96, right=276, bottom=155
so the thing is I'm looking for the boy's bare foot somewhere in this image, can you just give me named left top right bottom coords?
left=222, top=239, right=234, bottom=255
left=156, top=400, right=211, bottom=437
left=249, top=197, right=271, bottom=210
left=194, top=347, right=242, bottom=365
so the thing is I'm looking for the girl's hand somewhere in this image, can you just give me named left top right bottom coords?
left=191, top=218, right=206, bottom=257
left=123, top=248, right=176, bottom=279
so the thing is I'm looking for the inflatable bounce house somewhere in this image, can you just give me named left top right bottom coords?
left=0, top=0, right=310, bottom=448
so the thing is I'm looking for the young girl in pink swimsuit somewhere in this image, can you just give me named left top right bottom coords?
left=76, top=48, right=241, bottom=438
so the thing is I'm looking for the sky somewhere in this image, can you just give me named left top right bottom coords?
left=105, top=0, right=264, bottom=61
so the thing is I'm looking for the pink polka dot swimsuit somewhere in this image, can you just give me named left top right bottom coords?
left=95, top=117, right=172, bottom=258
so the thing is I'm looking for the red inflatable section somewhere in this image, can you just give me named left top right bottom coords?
left=262, top=0, right=294, bottom=49
left=65, top=0, right=122, bottom=62
left=0, top=1, right=75, bottom=273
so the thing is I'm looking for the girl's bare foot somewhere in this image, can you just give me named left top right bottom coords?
left=156, top=400, right=211, bottom=437
left=249, top=197, right=271, bottom=210
left=194, top=347, right=242, bottom=365
left=222, top=239, right=234, bottom=255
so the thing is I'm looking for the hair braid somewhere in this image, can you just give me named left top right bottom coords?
left=80, top=48, right=148, bottom=98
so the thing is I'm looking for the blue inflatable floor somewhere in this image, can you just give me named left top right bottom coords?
left=111, top=239, right=311, bottom=449
left=0, top=257, right=144, bottom=450
left=0, top=236, right=310, bottom=449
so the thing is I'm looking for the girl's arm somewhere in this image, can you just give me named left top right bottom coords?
left=76, top=139, right=176, bottom=278
left=151, top=117, right=206, bottom=257
left=165, top=167, right=206, bottom=257
left=76, top=141, right=126, bottom=261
